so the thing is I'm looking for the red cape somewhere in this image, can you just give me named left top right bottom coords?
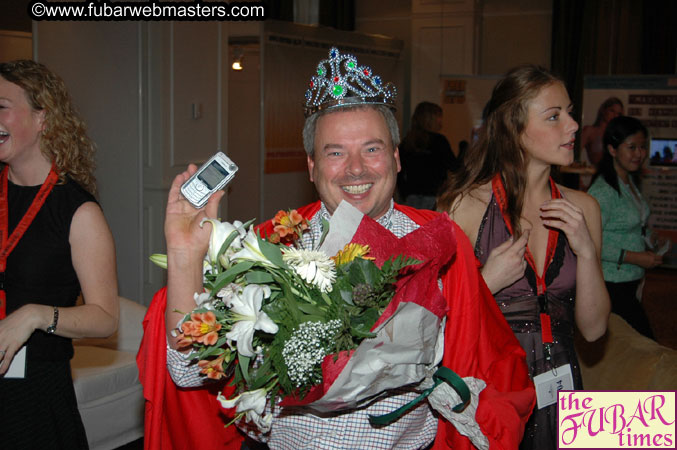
left=138, top=201, right=534, bottom=449
left=137, top=288, right=244, bottom=449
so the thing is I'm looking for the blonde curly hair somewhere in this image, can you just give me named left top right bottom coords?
left=0, top=60, right=97, bottom=195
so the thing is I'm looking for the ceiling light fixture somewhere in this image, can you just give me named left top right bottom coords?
left=232, top=47, right=244, bottom=71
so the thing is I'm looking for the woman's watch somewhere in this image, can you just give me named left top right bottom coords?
left=46, top=306, right=59, bottom=334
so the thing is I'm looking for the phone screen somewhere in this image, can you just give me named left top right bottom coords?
left=198, top=160, right=230, bottom=189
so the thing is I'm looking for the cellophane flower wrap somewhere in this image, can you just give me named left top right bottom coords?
left=151, top=201, right=458, bottom=433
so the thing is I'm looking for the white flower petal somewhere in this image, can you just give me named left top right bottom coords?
left=226, top=321, right=256, bottom=357
left=254, top=312, right=279, bottom=334
left=238, top=389, right=267, bottom=415
left=224, top=284, right=276, bottom=357
left=200, top=218, right=245, bottom=266
left=230, top=228, right=274, bottom=266
left=218, top=389, right=271, bottom=433
left=282, top=248, right=336, bottom=293
left=216, top=391, right=241, bottom=409
left=217, top=283, right=241, bottom=301
left=193, top=292, right=211, bottom=306
left=251, top=412, right=273, bottom=433
left=229, top=293, right=254, bottom=317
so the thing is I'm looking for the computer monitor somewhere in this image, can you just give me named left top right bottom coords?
left=649, top=137, right=677, bottom=166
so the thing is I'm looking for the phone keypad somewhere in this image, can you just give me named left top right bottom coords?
left=181, top=179, right=208, bottom=205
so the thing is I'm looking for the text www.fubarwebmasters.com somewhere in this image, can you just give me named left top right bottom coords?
left=29, top=0, right=267, bottom=21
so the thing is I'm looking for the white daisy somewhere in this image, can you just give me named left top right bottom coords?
left=282, top=248, right=336, bottom=293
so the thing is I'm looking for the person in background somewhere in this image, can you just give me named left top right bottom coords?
left=437, top=64, right=610, bottom=450
left=397, top=101, right=457, bottom=210
left=587, top=116, right=660, bottom=339
left=651, top=150, right=663, bottom=165
left=581, top=97, right=624, bottom=168
left=0, top=60, right=119, bottom=448
left=457, top=139, right=468, bottom=163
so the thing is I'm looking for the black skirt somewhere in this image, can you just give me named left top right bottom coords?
left=0, top=357, right=89, bottom=449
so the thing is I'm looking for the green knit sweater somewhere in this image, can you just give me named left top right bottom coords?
left=588, top=175, right=649, bottom=283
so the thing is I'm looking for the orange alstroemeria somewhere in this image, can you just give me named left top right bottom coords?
left=272, top=209, right=309, bottom=242
left=176, top=331, right=195, bottom=349
left=198, top=355, right=227, bottom=380
left=180, top=311, right=222, bottom=346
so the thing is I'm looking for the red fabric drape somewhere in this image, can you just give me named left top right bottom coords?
left=138, top=287, right=244, bottom=450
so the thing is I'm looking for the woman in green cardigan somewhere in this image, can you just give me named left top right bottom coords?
left=588, top=116, right=661, bottom=339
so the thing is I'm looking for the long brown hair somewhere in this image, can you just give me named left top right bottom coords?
left=0, top=60, right=97, bottom=195
left=436, top=65, right=562, bottom=237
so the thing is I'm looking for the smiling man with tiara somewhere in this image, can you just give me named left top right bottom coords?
left=138, top=47, right=535, bottom=450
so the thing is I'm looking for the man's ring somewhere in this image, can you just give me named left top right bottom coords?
left=0, top=350, right=5, bottom=355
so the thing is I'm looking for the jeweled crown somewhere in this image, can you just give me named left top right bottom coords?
left=304, top=47, right=397, bottom=118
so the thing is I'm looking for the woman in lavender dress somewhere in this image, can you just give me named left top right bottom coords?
left=437, top=65, right=610, bottom=450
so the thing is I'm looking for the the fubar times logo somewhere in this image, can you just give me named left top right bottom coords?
left=558, top=391, right=676, bottom=448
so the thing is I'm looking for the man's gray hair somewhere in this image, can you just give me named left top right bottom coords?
left=302, top=104, right=400, bottom=157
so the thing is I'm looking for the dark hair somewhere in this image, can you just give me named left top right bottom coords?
left=401, top=101, right=442, bottom=151
left=593, top=97, right=624, bottom=127
left=592, top=115, right=648, bottom=194
left=437, top=64, right=562, bottom=237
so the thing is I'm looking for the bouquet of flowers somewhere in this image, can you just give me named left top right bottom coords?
left=151, top=201, right=484, bottom=445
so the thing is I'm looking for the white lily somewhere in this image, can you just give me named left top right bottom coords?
left=217, top=388, right=272, bottom=432
left=193, top=292, right=211, bottom=307
left=200, top=218, right=245, bottom=267
left=216, top=282, right=241, bottom=301
left=225, top=284, right=278, bottom=357
left=229, top=227, right=275, bottom=267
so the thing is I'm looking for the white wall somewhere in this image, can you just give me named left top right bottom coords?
left=34, top=22, right=144, bottom=302
left=34, top=22, right=232, bottom=304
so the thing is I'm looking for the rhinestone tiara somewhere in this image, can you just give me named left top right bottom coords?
left=304, top=47, right=397, bottom=118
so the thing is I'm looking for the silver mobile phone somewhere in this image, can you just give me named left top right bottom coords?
left=180, top=152, right=238, bottom=208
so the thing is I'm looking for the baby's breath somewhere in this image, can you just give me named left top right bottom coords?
left=282, top=320, right=342, bottom=388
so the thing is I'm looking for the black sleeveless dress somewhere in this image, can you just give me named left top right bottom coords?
left=475, top=194, right=583, bottom=450
left=0, top=177, right=96, bottom=449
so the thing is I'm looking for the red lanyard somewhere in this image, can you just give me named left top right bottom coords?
left=491, top=174, right=561, bottom=348
left=0, top=164, right=58, bottom=319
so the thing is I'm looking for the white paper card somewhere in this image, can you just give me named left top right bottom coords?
left=533, top=363, right=573, bottom=409
left=318, top=201, right=363, bottom=257
left=657, top=239, right=671, bottom=256
left=5, top=346, right=26, bottom=379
